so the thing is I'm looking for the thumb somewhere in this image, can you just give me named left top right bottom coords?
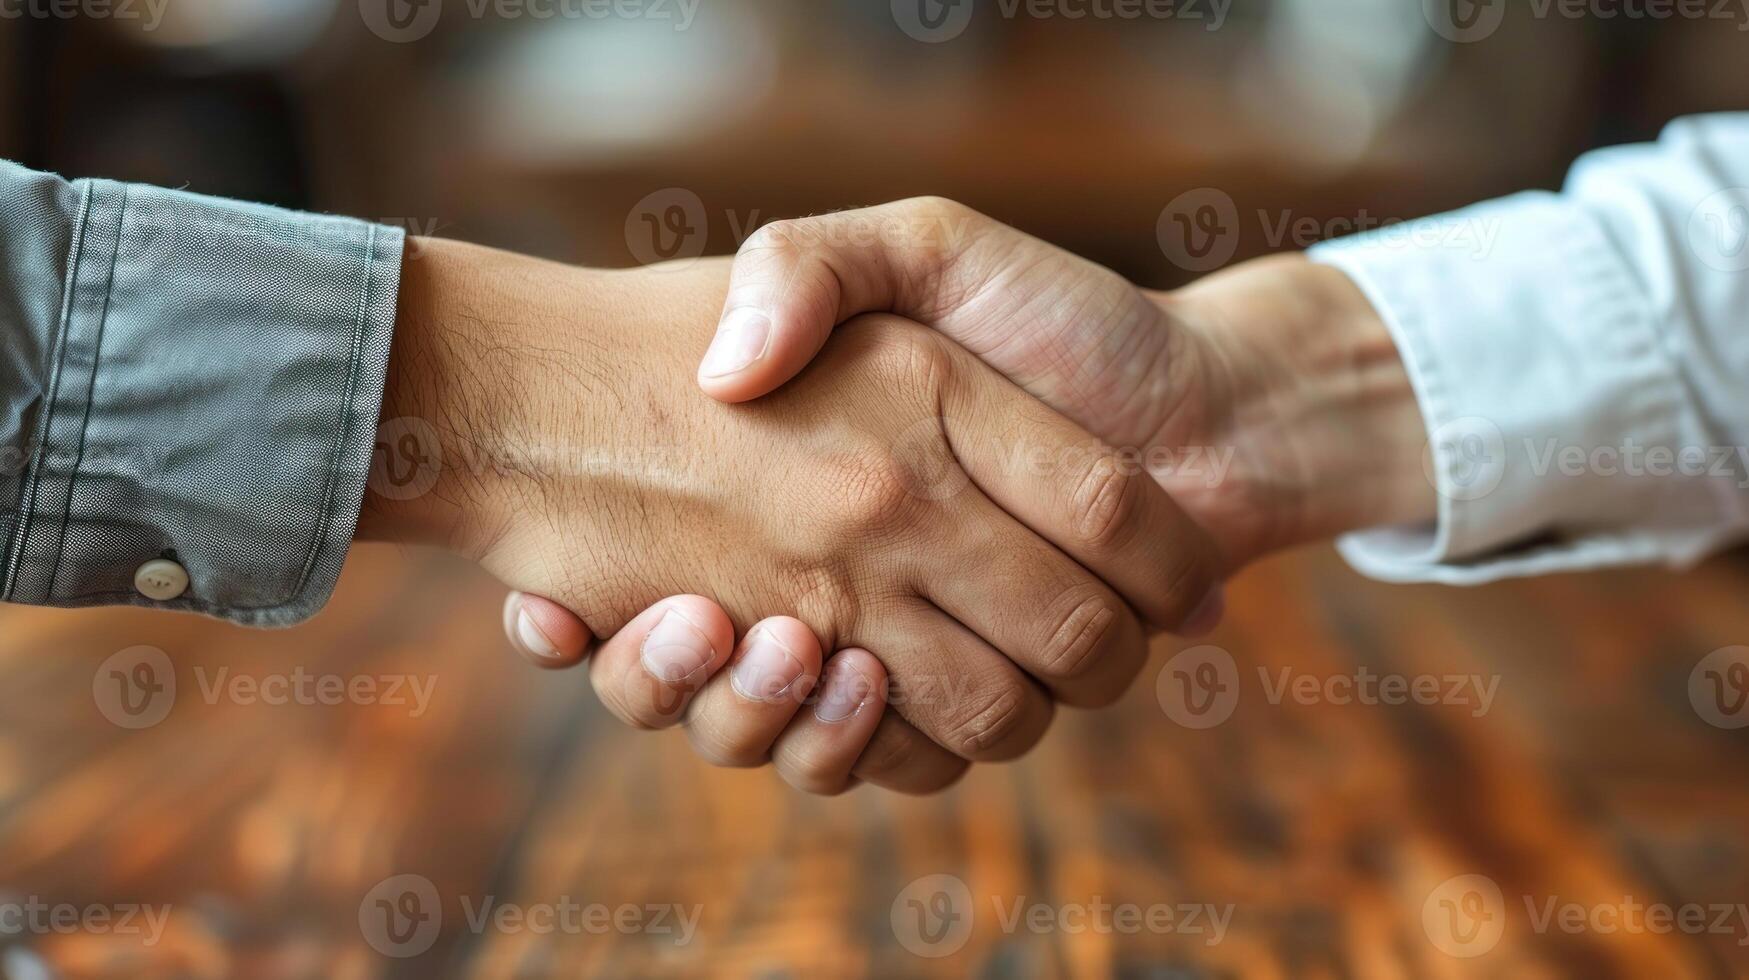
left=696, top=197, right=994, bottom=403
left=502, top=592, right=735, bottom=679
left=504, top=592, right=595, bottom=669
left=694, top=199, right=1176, bottom=455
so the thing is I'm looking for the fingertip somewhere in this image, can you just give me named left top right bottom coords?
left=726, top=616, right=824, bottom=705
left=696, top=353, right=798, bottom=405
left=656, top=595, right=736, bottom=671
left=696, top=368, right=765, bottom=404
left=504, top=592, right=593, bottom=670
left=590, top=594, right=737, bottom=731
left=697, top=310, right=822, bottom=404
left=750, top=616, right=825, bottom=665
left=815, top=648, right=888, bottom=722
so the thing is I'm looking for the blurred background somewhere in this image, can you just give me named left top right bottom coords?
left=3, top=1, right=1749, bottom=977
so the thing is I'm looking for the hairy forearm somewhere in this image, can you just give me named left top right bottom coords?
left=357, top=237, right=623, bottom=554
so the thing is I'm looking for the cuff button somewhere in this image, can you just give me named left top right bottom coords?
left=135, top=559, right=189, bottom=602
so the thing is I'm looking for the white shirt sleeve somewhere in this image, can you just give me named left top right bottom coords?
left=1309, top=113, right=1749, bottom=584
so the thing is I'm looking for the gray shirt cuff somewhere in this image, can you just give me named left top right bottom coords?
left=0, top=161, right=404, bottom=626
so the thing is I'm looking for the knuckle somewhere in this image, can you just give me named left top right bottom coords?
left=597, top=668, right=699, bottom=732
left=945, top=682, right=1041, bottom=760
left=901, top=195, right=973, bottom=227
left=603, top=694, right=669, bottom=733
left=1161, top=547, right=1212, bottom=628
left=1069, top=453, right=1142, bottom=552
left=685, top=714, right=768, bottom=769
left=891, top=197, right=985, bottom=295
left=741, top=217, right=809, bottom=258
left=772, top=561, right=858, bottom=650
left=814, top=441, right=930, bottom=540
left=776, top=744, right=854, bottom=796
left=850, top=719, right=920, bottom=779
left=841, top=317, right=958, bottom=392
left=1037, top=592, right=1122, bottom=681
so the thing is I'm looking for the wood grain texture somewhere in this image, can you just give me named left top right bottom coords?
left=0, top=545, right=1746, bottom=979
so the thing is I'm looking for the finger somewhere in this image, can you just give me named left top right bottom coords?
left=504, top=591, right=596, bottom=669
left=684, top=617, right=822, bottom=768
left=587, top=596, right=735, bottom=730
left=770, top=648, right=889, bottom=796
left=850, top=711, right=969, bottom=796
left=919, top=498, right=1150, bottom=708
left=868, top=604, right=1055, bottom=763
left=696, top=198, right=995, bottom=403
left=936, top=339, right=1227, bottom=633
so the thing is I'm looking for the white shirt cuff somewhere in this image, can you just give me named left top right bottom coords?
left=1309, top=192, right=1738, bottom=584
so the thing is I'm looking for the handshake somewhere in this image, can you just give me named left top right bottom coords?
left=358, top=198, right=1433, bottom=795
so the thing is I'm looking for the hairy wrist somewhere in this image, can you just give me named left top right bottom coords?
left=357, top=237, right=613, bottom=557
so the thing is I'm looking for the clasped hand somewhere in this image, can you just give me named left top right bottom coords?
left=365, top=198, right=1425, bottom=796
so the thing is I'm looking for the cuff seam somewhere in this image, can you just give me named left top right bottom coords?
left=2, top=178, right=93, bottom=602
left=286, top=221, right=379, bottom=608
left=45, top=181, right=128, bottom=599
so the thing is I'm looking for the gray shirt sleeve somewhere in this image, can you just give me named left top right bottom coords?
left=0, top=160, right=404, bottom=626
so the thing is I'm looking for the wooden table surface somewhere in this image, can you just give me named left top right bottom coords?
left=1, top=543, right=1746, bottom=979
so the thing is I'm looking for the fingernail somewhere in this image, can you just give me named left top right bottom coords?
left=730, top=628, right=807, bottom=702
left=699, top=308, right=771, bottom=378
left=641, top=610, right=715, bottom=683
left=1180, top=585, right=1225, bottom=637
left=515, top=609, right=562, bottom=660
left=814, top=658, right=872, bottom=724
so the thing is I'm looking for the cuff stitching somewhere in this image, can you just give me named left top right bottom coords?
left=46, top=182, right=127, bottom=599
left=285, top=222, right=379, bottom=609
left=2, top=179, right=93, bottom=602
